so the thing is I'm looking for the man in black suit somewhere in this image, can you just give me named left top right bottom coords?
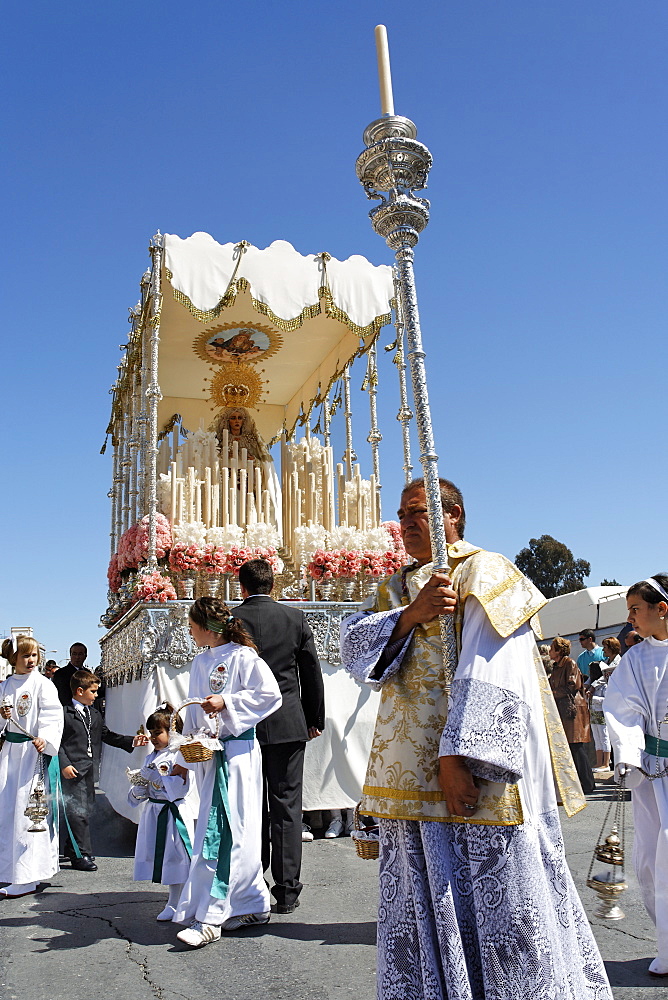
left=53, top=642, right=88, bottom=707
left=234, top=558, right=325, bottom=913
left=59, top=669, right=145, bottom=870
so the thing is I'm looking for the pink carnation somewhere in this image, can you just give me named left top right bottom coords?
left=107, top=553, right=122, bottom=593
left=199, top=544, right=227, bottom=575
left=132, top=571, right=177, bottom=605
left=252, top=546, right=282, bottom=574
left=169, top=543, right=202, bottom=574
left=226, top=546, right=254, bottom=576
left=307, top=549, right=341, bottom=580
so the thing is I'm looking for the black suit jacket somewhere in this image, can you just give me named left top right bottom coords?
left=53, top=664, right=77, bottom=707
left=58, top=704, right=134, bottom=775
left=233, top=596, right=325, bottom=745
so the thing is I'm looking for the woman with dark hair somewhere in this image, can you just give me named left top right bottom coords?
left=605, top=574, right=668, bottom=977
left=173, top=597, right=281, bottom=949
left=548, top=636, right=595, bottom=794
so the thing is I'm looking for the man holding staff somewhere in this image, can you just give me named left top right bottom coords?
left=341, top=477, right=612, bottom=999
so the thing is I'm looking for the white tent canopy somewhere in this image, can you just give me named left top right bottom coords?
left=537, top=585, right=629, bottom=646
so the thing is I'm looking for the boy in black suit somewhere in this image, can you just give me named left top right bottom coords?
left=60, top=669, right=147, bottom=870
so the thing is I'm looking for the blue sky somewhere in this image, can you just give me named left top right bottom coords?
left=2, top=1, right=666, bottom=663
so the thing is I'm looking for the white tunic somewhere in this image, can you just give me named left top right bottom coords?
left=604, top=636, right=668, bottom=973
left=128, top=747, right=198, bottom=885
left=174, top=643, right=281, bottom=926
left=0, top=671, right=63, bottom=883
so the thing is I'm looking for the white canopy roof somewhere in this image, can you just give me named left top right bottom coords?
left=158, top=234, right=395, bottom=442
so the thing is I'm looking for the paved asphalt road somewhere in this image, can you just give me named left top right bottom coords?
left=1, top=781, right=666, bottom=1000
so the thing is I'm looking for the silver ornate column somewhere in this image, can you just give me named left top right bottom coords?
left=342, top=365, right=356, bottom=480
left=145, top=232, right=164, bottom=573
left=356, top=113, right=456, bottom=675
left=390, top=271, right=414, bottom=485
left=364, top=341, right=382, bottom=521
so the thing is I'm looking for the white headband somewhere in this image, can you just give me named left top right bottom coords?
left=644, top=578, right=668, bottom=603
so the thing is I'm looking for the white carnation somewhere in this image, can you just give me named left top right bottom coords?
left=205, top=525, right=244, bottom=548
left=173, top=521, right=207, bottom=546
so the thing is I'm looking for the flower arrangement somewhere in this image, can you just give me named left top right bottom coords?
left=252, top=546, right=284, bottom=574
left=199, top=544, right=227, bottom=575
left=134, top=513, right=173, bottom=564
left=132, top=571, right=177, bottom=604
left=360, top=550, right=386, bottom=577
left=381, top=520, right=406, bottom=555
left=172, top=521, right=207, bottom=548
left=338, top=549, right=363, bottom=578
left=169, top=543, right=202, bottom=575
left=206, top=524, right=244, bottom=548
left=294, top=523, right=328, bottom=566
left=329, top=525, right=366, bottom=552
left=307, top=549, right=341, bottom=581
left=107, top=553, right=122, bottom=593
left=117, top=524, right=140, bottom=571
left=383, top=549, right=407, bottom=575
left=245, top=522, right=282, bottom=550
left=226, top=545, right=254, bottom=576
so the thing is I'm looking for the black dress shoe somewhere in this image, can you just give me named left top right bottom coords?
left=271, top=899, right=300, bottom=914
left=71, top=855, right=98, bottom=872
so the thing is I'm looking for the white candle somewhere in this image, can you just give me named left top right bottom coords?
left=230, top=479, right=237, bottom=525
left=374, top=25, right=395, bottom=116
left=222, top=428, right=229, bottom=462
left=204, top=467, right=212, bottom=526
left=170, top=462, right=177, bottom=525
left=222, top=468, right=229, bottom=526
left=176, top=481, right=184, bottom=525
left=172, top=426, right=179, bottom=462
left=195, top=480, right=202, bottom=522
left=239, top=468, right=247, bottom=527
left=212, top=483, right=219, bottom=527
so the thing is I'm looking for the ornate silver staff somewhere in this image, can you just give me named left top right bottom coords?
left=356, top=25, right=456, bottom=677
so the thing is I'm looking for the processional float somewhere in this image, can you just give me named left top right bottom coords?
left=99, top=31, right=627, bottom=914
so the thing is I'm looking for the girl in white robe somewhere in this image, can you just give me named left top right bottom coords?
left=604, top=574, right=668, bottom=978
left=127, top=704, right=198, bottom=921
left=173, top=597, right=281, bottom=949
left=0, top=635, right=63, bottom=897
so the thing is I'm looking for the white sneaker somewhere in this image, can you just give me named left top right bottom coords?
left=176, top=920, right=222, bottom=947
left=0, top=882, right=38, bottom=898
left=593, top=766, right=610, bottom=773
left=301, top=823, right=314, bottom=842
left=156, top=904, right=176, bottom=921
left=221, top=911, right=270, bottom=931
left=325, top=817, right=344, bottom=838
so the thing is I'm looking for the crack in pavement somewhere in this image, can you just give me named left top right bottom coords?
left=60, top=907, right=193, bottom=1000
left=590, top=919, right=655, bottom=943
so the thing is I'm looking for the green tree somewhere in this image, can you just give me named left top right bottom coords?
left=600, top=578, right=621, bottom=587
left=515, top=535, right=591, bottom=598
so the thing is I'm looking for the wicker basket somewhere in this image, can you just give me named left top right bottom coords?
left=352, top=802, right=380, bottom=860
left=171, top=699, right=220, bottom=763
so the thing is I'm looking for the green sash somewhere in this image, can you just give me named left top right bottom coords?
left=3, top=732, right=82, bottom=859
left=148, top=797, right=193, bottom=883
left=202, top=727, right=255, bottom=900
left=645, top=733, right=668, bottom=758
